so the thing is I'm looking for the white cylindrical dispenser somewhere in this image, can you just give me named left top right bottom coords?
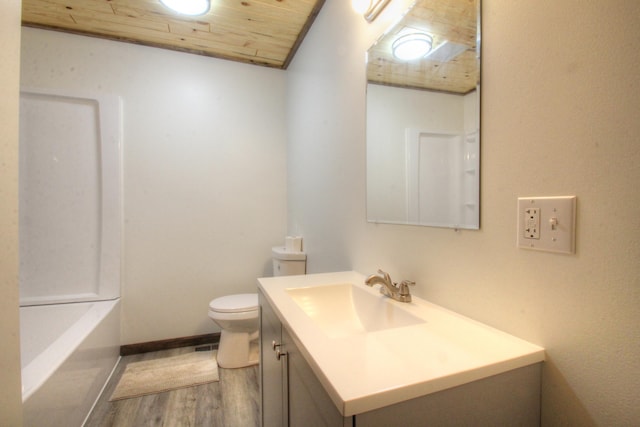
left=272, top=246, right=306, bottom=276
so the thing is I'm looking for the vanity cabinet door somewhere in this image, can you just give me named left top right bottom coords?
left=283, top=327, right=353, bottom=427
left=260, top=290, right=352, bottom=427
left=259, top=290, right=288, bottom=427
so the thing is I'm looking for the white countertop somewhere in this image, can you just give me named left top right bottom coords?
left=258, top=271, right=545, bottom=417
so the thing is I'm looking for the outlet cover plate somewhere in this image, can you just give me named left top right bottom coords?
left=517, top=196, right=576, bottom=254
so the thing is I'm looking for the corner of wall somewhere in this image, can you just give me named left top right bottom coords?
left=0, top=0, right=25, bottom=424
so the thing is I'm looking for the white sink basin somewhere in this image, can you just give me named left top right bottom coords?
left=259, top=271, right=545, bottom=416
left=285, top=283, right=424, bottom=338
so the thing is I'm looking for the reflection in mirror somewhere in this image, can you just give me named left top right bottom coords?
left=366, top=0, right=480, bottom=229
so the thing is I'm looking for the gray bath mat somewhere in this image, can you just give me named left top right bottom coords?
left=109, top=351, right=219, bottom=401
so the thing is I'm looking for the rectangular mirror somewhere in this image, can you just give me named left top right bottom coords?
left=366, top=0, right=481, bottom=229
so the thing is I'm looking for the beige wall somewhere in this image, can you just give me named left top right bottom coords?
left=0, top=0, right=23, bottom=424
left=287, top=0, right=640, bottom=425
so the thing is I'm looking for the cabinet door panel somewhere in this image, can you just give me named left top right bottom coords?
left=283, top=328, right=350, bottom=427
left=259, top=290, right=286, bottom=427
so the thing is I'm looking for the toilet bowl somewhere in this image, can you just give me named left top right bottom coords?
left=208, top=293, right=259, bottom=369
left=209, top=245, right=307, bottom=368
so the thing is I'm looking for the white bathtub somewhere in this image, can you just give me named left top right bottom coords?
left=21, top=299, right=121, bottom=427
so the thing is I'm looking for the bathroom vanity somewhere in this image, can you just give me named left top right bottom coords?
left=258, top=271, right=544, bottom=426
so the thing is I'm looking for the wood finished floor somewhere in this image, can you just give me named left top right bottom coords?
left=85, top=346, right=260, bottom=427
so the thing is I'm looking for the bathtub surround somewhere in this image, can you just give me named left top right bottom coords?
left=366, top=84, right=479, bottom=228
left=17, top=85, right=123, bottom=426
left=19, top=88, right=122, bottom=305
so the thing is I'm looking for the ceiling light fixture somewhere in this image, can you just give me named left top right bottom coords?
left=160, top=0, right=210, bottom=16
left=392, top=33, right=433, bottom=61
left=351, top=0, right=391, bottom=22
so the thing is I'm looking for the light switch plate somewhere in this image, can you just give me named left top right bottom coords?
left=517, top=196, right=576, bottom=254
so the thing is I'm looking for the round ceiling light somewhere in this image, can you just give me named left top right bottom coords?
left=160, top=0, right=210, bottom=16
left=392, top=33, right=433, bottom=61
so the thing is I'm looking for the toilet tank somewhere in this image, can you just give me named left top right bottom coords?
left=272, top=246, right=306, bottom=276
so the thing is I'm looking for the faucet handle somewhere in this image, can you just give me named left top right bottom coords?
left=377, top=269, right=392, bottom=283
left=398, top=280, right=415, bottom=296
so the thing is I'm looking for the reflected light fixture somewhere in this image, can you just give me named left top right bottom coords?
left=392, top=33, right=433, bottom=61
left=160, top=0, right=210, bottom=15
left=352, top=0, right=392, bottom=22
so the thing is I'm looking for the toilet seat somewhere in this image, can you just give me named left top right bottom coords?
left=209, top=293, right=258, bottom=313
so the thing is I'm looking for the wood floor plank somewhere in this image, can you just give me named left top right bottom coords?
left=162, top=386, right=198, bottom=426
left=132, top=392, right=169, bottom=426
left=84, top=346, right=259, bottom=427
left=194, top=380, right=225, bottom=425
left=219, top=366, right=260, bottom=426
left=109, top=397, right=144, bottom=427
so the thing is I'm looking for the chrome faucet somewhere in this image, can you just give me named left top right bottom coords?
left=365, top=269, right=415, bottom=303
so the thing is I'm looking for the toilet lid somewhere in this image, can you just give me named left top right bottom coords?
left=209, top=293, right=258, bottom=313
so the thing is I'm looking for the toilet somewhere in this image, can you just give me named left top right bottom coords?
left=208, top=246, right=306, bottom=368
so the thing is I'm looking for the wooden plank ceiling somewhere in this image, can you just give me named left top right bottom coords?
left=367, top=0, right=479, bottom=94
left=21, top=0, right=325, bottom=69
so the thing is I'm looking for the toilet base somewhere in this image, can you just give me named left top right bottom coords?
left=216, top=330, right=259, bottom=369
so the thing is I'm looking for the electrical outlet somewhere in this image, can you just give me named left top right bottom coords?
left=517, top=196, right=576, bottom=254
left=523, top=207, right=540, bottom=239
